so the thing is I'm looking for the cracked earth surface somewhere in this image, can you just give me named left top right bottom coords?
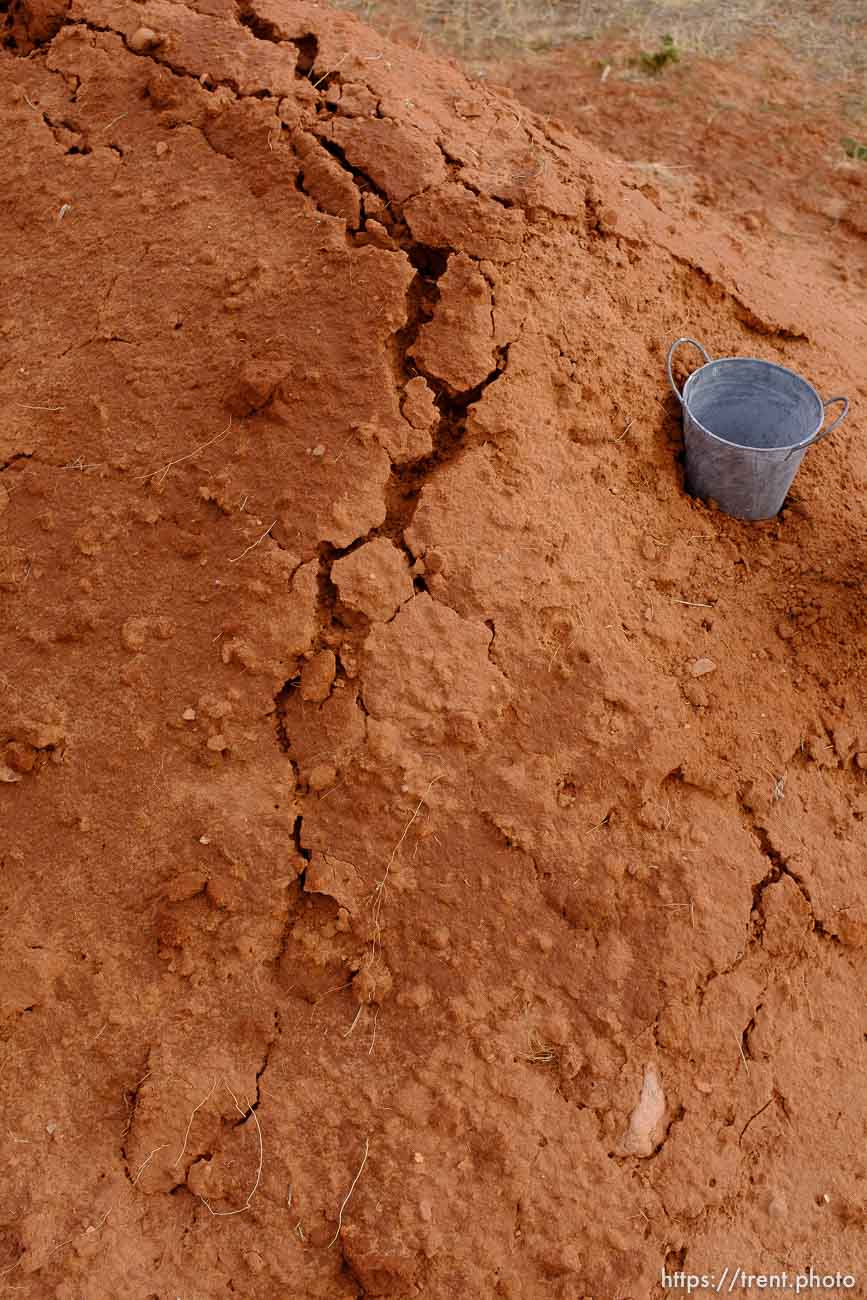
left=1, top=0, right=866, bottom=1295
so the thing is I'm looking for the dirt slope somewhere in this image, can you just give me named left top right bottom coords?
left=492, top=32, right=867, bottom=277
left=1, top=1, right=865, bottom=1296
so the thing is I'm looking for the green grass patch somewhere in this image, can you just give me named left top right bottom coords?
left=841, top=137, right=867, bottom=161
left=639, top=34, right=680, bottom=74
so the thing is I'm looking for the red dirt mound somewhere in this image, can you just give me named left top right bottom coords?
left=1, top=2, right=865, bottom=1296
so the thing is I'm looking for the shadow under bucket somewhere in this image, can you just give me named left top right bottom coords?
left=667, top=338, right=849, bottom=521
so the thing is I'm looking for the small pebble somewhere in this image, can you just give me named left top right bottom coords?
left=690, top=657, right=716, bottom=677
left=128, top=25, right=160, bottom=52
left=683, top=681, right=709, bottom=708
left=311, top=445, right=325, bottom=457
left=300, top=649, right=336, bottom=703
left=182, top=707, right=196, bottom=721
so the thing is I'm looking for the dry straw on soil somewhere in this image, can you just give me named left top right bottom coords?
left=332, top=0, right=867, bottom=80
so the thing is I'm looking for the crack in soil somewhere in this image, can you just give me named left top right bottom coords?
left=292, top=812, right=311, bottom=869
left=653, top=1102, right=686, bottom=1159
left=265, top=231, right=510, bottom=776
left=62, top=18, right=276, bottom=100
left=2, top=0, right=71, bottom=50
left=313, top=133, right=391, bottom=206
left=338, top=1245, right=369, bottom=1298
left=671, top=255, right=809, bottom=342
left=232, top=1009, right=281, bottom=1124
left=234, top=1, right=320, bottom=84
left=483, top=618, right=500, bottom=667
left=0, top=452, right=34, bottom=474
left=739, top=1001, right=762, bottom=1064
left=433, top=138, right=516, bottom=211
left=120, top=1051, right=152, bottom=1184
left=739, top=1095, right=773, bottom=1141
left=699, top=797, right=843, bottom=1008
left=384, top=346, right=510, bottom=540
left=273, top=679, right=299, bottom=755
left=745, top=818, right=840, bottom=945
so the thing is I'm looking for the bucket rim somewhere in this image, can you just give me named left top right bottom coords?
left=682, top=354, right=824, bottom=454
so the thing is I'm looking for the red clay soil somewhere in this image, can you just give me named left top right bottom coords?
left=492, top=32, right=867, bottom=273
left=1, top=2, right=866, bottom=1297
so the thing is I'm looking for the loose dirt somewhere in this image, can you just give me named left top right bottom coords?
left=1, top=1, right=865, bottom=1296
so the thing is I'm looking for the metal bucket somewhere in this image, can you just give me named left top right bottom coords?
left=667, top=337, right=849, bottom=520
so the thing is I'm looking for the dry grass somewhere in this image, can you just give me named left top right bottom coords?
left=370, top=776, right=441, bottom=962
left=135, top=418, right=232, bottom=485
left=174, top=1076, right=218, bottom=1167
left=330, top=0, right=867, bottom=80
left=327, top=1136, right=370, bottom=1248
left=519, top=1031, right=559, bottom=1066
left=197, top=1083, right=264, bottom=1218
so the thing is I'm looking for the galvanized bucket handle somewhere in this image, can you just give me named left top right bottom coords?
left=785, top=392, right=852, bottom=460
left=667, top=337, right=712, bottom=403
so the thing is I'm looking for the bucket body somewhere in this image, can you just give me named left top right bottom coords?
left=667, top=339, right=848, bottom=521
